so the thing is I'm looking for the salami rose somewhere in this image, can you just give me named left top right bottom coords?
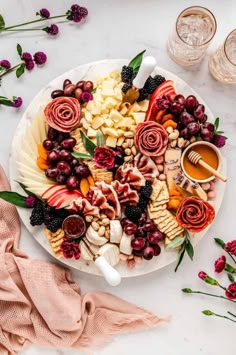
left=44, top=97, right=81, bottom=132
left=176, top=196, right=215, bottom=233
left=134, top=121, right=168, bottom=157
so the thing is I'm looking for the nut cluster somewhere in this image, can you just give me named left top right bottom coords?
left=85, top=214, right=110, bottom=239
left=166, top=126, right=196, bottom=148
left=121, top=131, right=137, bottom=162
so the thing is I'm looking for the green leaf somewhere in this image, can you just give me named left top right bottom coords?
left=215, top=131, right=224, bottom=134
left=16, top=64, right=25, bottom=78
left=165, top=236, right=185, bottom=250
left=72, top=152, right=92, bottom=160
left=214, top=117, right=219, bottom=131
left=185, top=239, right=194, bottom=260
left=0, top=191, right=26, bottom=208
left=91, top=88, right=97, bottom=94
left=0, top=14, right=5, bottom=29
left=128, top=50, right=146, bottom=73
left=202, top=310, right=214, bottom=316
left=17, top=43, right=22, bottom=57
left=96, top=130, right=104, bottom=147
left=228, top=273, right=235, bottom=283
left=182, top=288, right=192, bottom=293
left=175, top=244, right=186, bottom=272
left=15, top=181, right=39, bottom=199
left=80, top=130, right=96, bottom=156
left=0, top=98, right=12, bottom=106
left=214, top=238, right=226, bottom=249
left=225, top=263, right=236, bottom=273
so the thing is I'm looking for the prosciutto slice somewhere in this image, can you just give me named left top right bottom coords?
left=88, top=187, right=117, bottom=220
left=67, top=197, right=99, bottom=216
left=111, top=181, right=139, bottom=206
left=44, top=97, right=80, bottom=132
left=115, top=165, right=145, bottom=190
left=134, top=121, right=168, bottom=157
left=95, top=182, right=121, bottom=218
left=176, top=196, right=215, bottom=233
left=134, top=153, right=159, bottom=183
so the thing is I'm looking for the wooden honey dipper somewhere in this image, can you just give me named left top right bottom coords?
left=188, top=150, right=227, bottom=182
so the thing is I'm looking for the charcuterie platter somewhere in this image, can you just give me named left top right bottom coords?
left=7, top=52, right=227, bottom=278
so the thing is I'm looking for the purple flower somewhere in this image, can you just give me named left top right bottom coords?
left=80, top=91, right=93, bottom=102
left=72, top=13, right=82, bottom=23
left=12, top=97, right=23, bottom=108
left=0, top=59, right=11, bottom=70
left=44, top=24, right=59, bottom=36
left=25, top=195, right=36, bottom=208
left=225, top=240, right=236, bottom=255
left=25, top=60, right=35, bottom=71
left=71, top=4, right=80, bottom=12
left=78, top=7, right=88, bottom=18
left=22, top=52, right=33, bottom=62
left=33, top=52, right=47, bottom=65
left=39, top=8, right=50, bottom=19
left=212, top=134, right=226, bottom=148
left=214, top=255, right=226, bottom=273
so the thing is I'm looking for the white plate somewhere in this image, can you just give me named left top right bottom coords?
left=9, top=59, right=227, bottom=277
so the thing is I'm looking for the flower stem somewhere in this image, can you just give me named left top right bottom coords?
left=4, top=28, right=45, bottom=32
left=0, top=63, right=22, bottom=79
left=227, top=252, right=236, bottom=264
left=1, top=15, right=67, bottom=31
left=227, top=311, right=236, bottom=318
left=190, top=290, right=236, bottom=303
left=213, top=313, right=236, bottom=323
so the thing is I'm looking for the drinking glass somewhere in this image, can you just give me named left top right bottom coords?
left=208, top=29, right=236, bottom=83
left=167, top=6, right=217, bottom=66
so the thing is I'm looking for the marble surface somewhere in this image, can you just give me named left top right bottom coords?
left=1, top=0, right=236, bottom=354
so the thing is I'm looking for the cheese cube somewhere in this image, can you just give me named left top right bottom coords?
left=117, top=129, right=124, bottom=137
left=80, top=118, right=90, bottom=130
left=109, top=109, right=124, bottom=122
left=102, top=98, right=118, bottom=113
left=87, top=127, right=97, bottom=138
left=117, top=136, right=125, bottom=146
left=84, top=111, right=93, bottom=123
left=131, top=112, right=146, bottom=125
left=138, top=100, right=149, bottom=111
left=102, top=79, right=116, bottom=96
left=115, top=117, right=134, bottom=128
left=102, top=127, right=118, bottom=138
left=91, top=116, right=105, bottom=130
left=106, top=136, right=117, bottom=148
left=104, top=118, right=114, bottom=127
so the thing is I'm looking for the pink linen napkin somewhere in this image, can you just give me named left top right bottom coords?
left=0, top=165, right=165, bottom=354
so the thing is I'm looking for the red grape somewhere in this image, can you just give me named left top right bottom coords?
left=57, top=132, right=69, bottom=143
left=193, top=104, right=205, bottom=120
left=59, top=149, right=73, bottom=162
left=148, top=231, right=163, bottom=244
left=143, top=221, right=156, bottom=232
left=76, top=80, right=85, bottom=89
left=47, top=150, right=59, bottom=164
left=124, top=223, right=138, bottom=235
left=57, top=161, right=72, bottom=175
left=47, top=127, right=58, bottom=140
left=143, top=246, right=154, bottom=260
left=120, top=218, right=132, bottom=228
left=45, top=168, right=58, bottom=179
left=43, top=139, right=55, bottom=151
left=61, top=138, right=76, bottom=150
left=131, top=237, right=146, bottom=250
left=185, top=95, right=198, bottom=111
left=135, top=228, right=146, bottom=238
left=56, top=174, right=67, bottom=184
left=66, top=176, right=79, bottom=191
left=187, top=122, right=200, bottom=135
left=175, top=94, right=185, bottom=105
left=63, top=79, right=72, bottom=89
left=83, top=81, right=94, bottom=92
left=73, top=165, right=90, bottom=178
left=75, top=88, right=83, bottom=100
left=180, top=127, right=191, bottom=140
left=138, top=213, right=147, bottom=226
left=71, top=159, right=79, bottom=168
left=200, top=128, right=213, bottom=142
left=199, top=113, right=207, bottom=124
left=170, top=102, right=184, bottom=114
left=203, top=122, right=214, bottom=132
left=180, top=112, right=195, bottom=126
left=152, top=244, right=161, bottom=256
left=133, top=249, right=144, bottom=257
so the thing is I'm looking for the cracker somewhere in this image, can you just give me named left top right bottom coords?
left=45, top=228, right=64, bottom=258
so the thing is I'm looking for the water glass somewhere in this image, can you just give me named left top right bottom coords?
left=167, top=6, right=217, bottom=66
left=209, top=29, right=236, bottom=83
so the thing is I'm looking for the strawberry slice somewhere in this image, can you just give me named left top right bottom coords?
left=145, top=80, right=176, bottom=121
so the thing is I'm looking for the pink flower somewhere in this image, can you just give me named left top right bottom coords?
left=198, top=271, right=207, bottom=280
left=12, top=97, right=23, bottom=108
left=61, top=239, right=81, bottom=259
left=33, top=52, right=47, bottom=65
left=225, top=240, right=236, bottom=255
left=214, top=255, right=226, bottom=273
left=225, top=282, right=236, bottom=300
left=94, top=147, right=116, bottom=169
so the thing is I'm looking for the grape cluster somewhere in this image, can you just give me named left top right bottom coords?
left=51, top=79, right=94, bottom=103
left=121, top=214, right=163, bottom=260
left=166, top=94, right=214, bottom=142
left=43, top=128, right=90, bottom=191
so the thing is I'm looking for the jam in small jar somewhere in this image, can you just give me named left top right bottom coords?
left=62, top=215, right=86, bottom=240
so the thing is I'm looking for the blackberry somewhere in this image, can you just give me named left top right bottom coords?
left=121, top=65, right=133, bottom=83
left=137, top=87, right=149, bottom=102
left=30, top=202, right=44, bottom=226
left=137, top=197, right=148, bottom=212
left=144, top=76, right=158, bottom=94
left=140, top=183, right=153, bottom=200
left=124, top=205, right=142, bottom=222
left=122, top=83, right=132, bottom=93
left=154, top=75, right=166, bottom=87
left=45, top=217, right=64, bottom=233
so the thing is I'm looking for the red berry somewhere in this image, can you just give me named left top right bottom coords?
left=143, top=246, right=154, bottom=260
left=47, top=150, right=59, bottom=164
left=66, top=176, right=79, bottom=191
left=60, top=138, right=76, bottom=150
left=131, top=237, right=146, bottom=250
left=185, top=95, right=198, bottom=111
left=124, top=223, right=138, bottom=235
left=43, top=139, right=55, bottom=151
left=57, top=161, right=71, bottom=175
left=143, top=221, right=156, bottom=232
left=148, top=231, right=163, bottom=244
left=59, top=149, right=73, bottom=162
left=153, top=244, right=161, bottom=256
